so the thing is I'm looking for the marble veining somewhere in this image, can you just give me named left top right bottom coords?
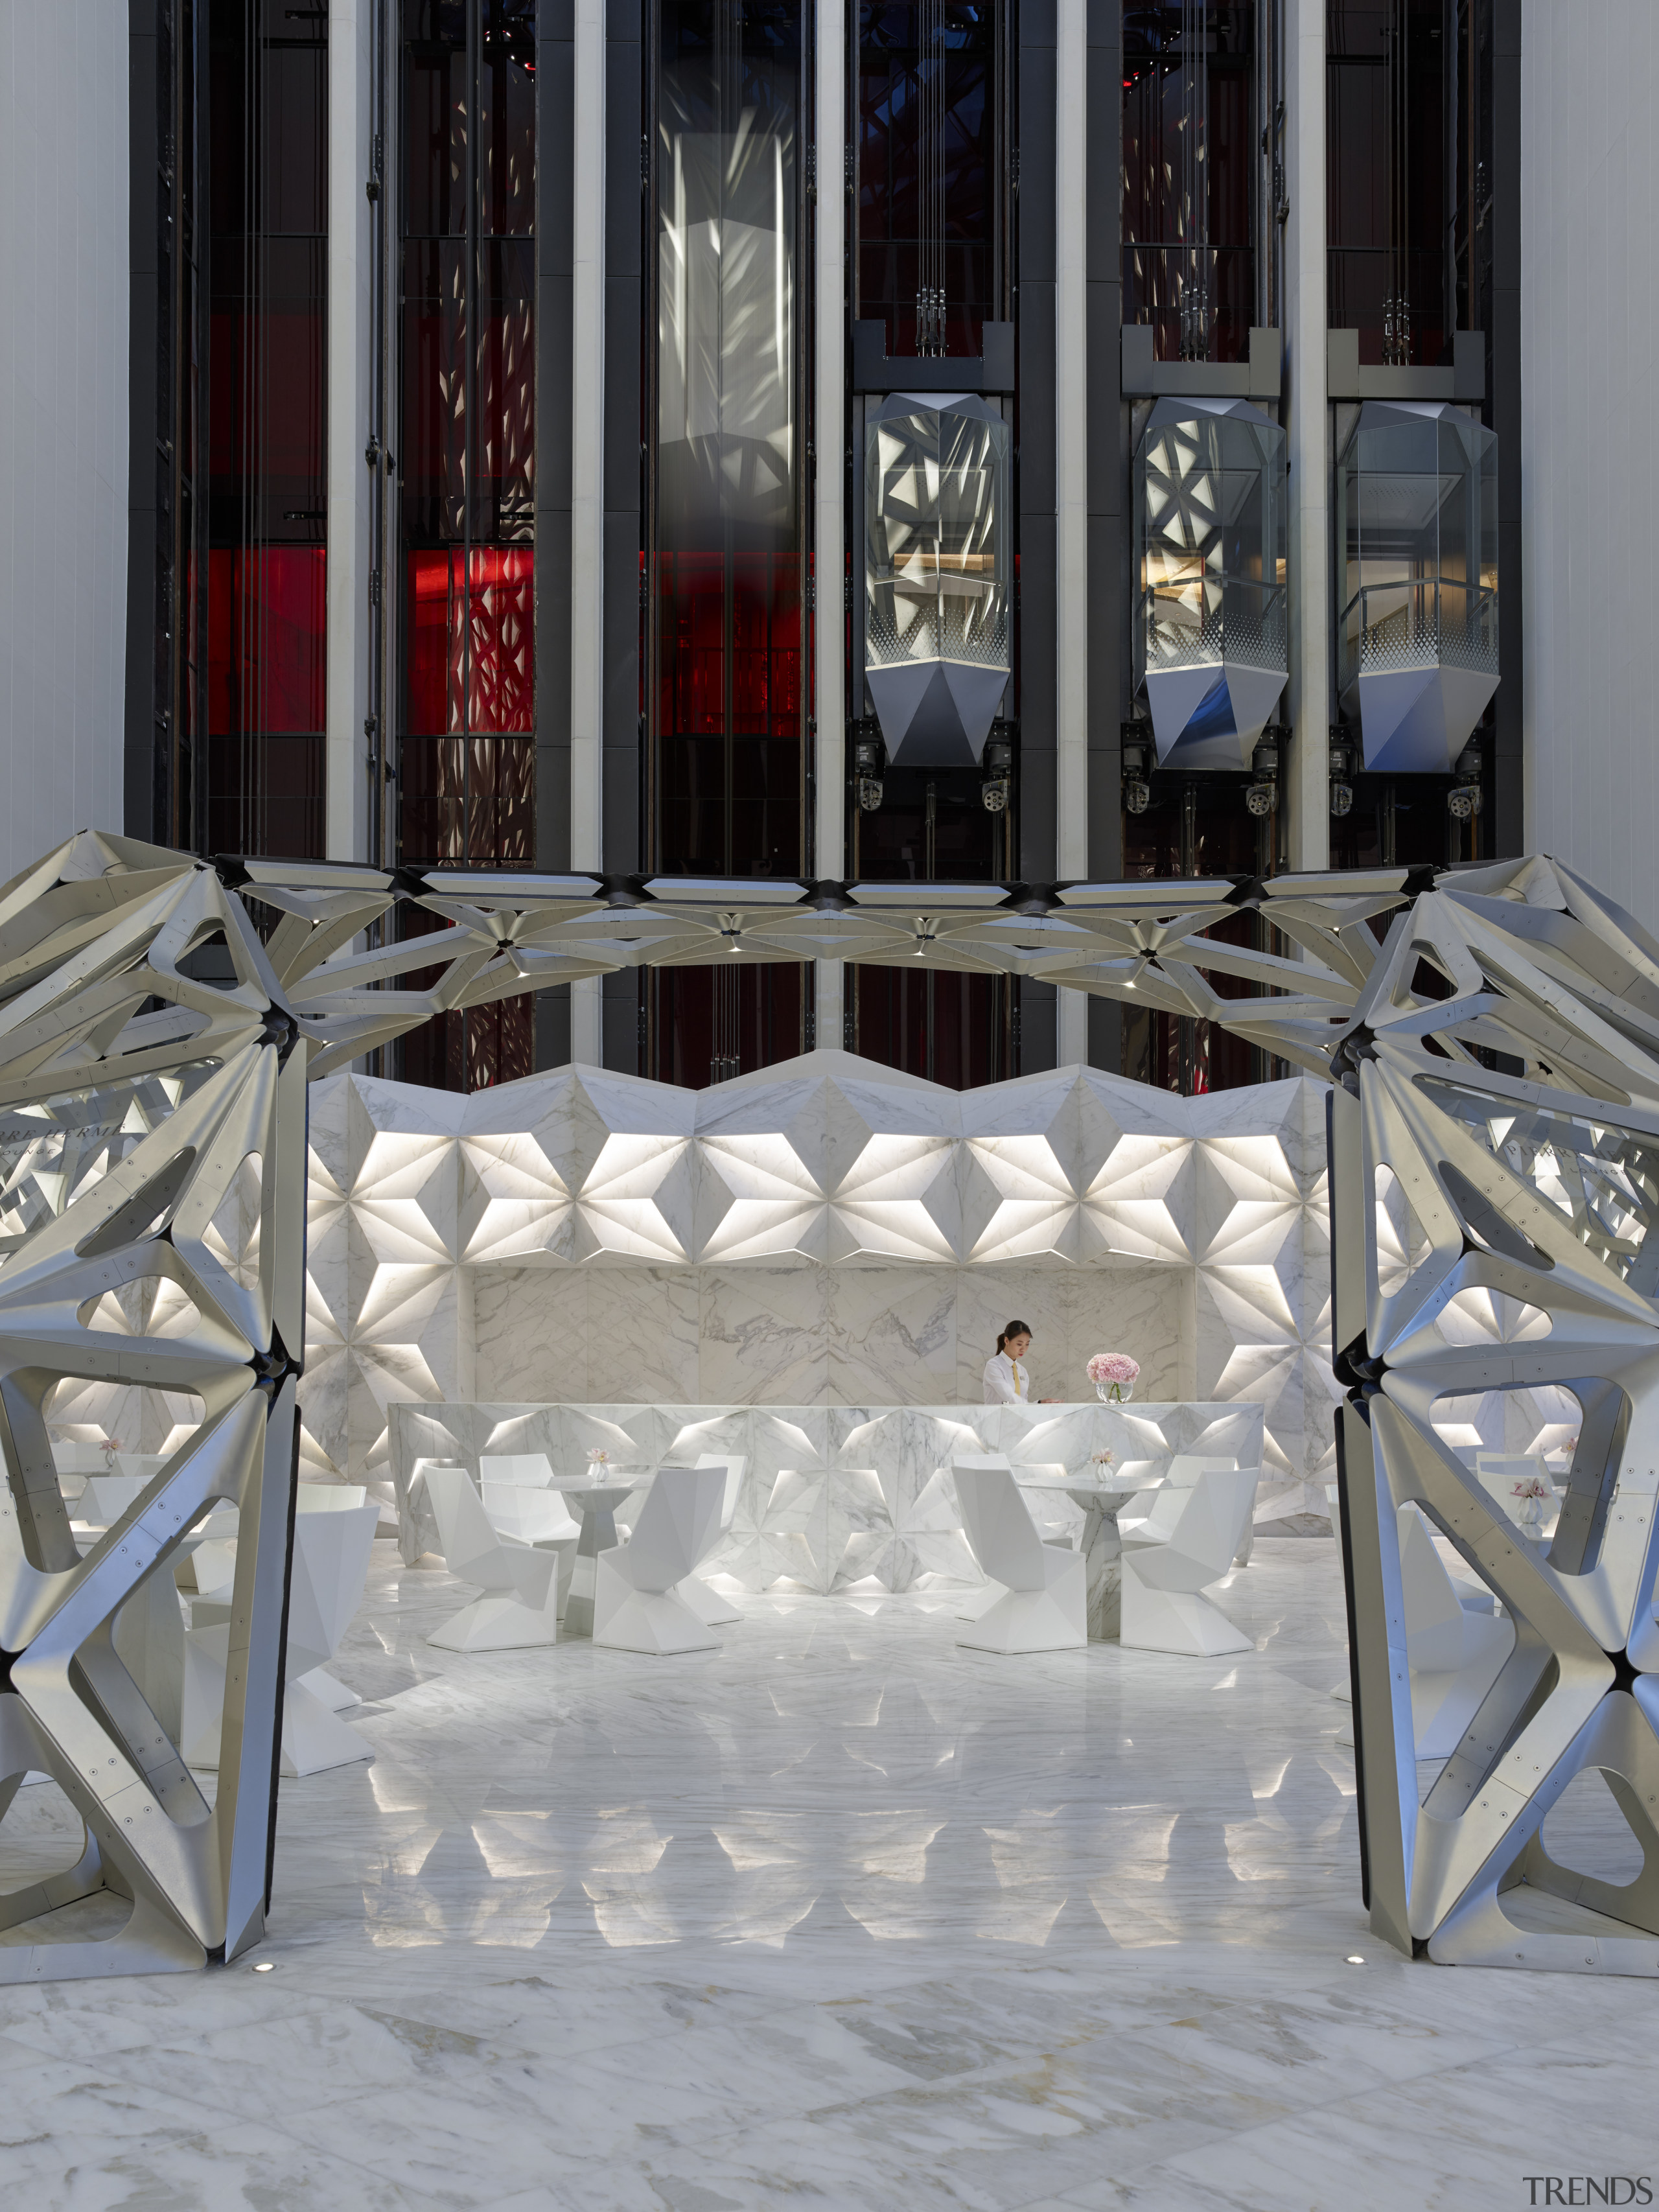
left=0, top=1541, right=1645, bottom=2207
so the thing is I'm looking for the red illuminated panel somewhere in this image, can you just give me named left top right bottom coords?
left=655, top=552, right=800, bottom=739
left=406, top=547, right=534, bottom=735
left=207, top=547, right=325, bottom=734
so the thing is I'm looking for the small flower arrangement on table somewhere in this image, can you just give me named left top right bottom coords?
left=586, top=1447, right=610, bottom=1466
left=1089, top=1448, right=1116, bottom=1478
left=1086, top=1353, right=1140, bottom=1404
left=100, top=1434, right=126, bottom=1469
left=1511, top=1471, right=1553, bottom=1530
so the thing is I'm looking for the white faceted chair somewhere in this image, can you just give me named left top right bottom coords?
left=481, top=1478, right=583, bottom=1616
left=593, top=1464, right=726, bottom=1655
left=675, top=1453, right=747, bottom=1625
left=80, top=1473, right=148, bottom=1527
left=1165, top=1455, right=1255, bottom=1567
left=181, top=1483, right=380, bottom=1776
left=1399, top=1502, right=1514, bottom=1757
left=480, top=1452, right=555, bottom=1487
left=423, top=1464, right=560, bottom=1651
left=951, top=1456, right=1086, bottom=1655
left=1119, top=1467, right=1259, bottom=1655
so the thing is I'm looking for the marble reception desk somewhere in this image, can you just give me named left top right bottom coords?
left=299, top=1054, right=1335, bottom=1534
left=387, top=1397, right=1266, bottom=1598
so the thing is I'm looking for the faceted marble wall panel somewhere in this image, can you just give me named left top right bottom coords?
left=303, top=1059, right=1333, bottom=1515
left=468, top=1259, right=1188, bottom=1410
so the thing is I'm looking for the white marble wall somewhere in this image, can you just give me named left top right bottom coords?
left=1522, top=0, right=1659, bottom=940
left=470, top=1260, right=1192, bottom=1408
left=0, top=6, right=128, bottom=879
left=300, top=1054, right=1333, bottom=1524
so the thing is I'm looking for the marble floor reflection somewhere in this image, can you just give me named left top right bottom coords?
left=0, top=1541, right=1651, bottom=2209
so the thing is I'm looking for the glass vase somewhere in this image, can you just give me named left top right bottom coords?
left=1095, top=1382, right=1132, bottom=1404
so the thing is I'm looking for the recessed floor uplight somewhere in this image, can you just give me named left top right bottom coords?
left=251, top=1960, right=276, bottom=1973
left=1345, top=1955, right=1365, bottom=1965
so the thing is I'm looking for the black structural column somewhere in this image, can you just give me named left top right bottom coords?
left=601, top=0, right=644, bottom=1069
left=1489, top=0, right=1522, bottom=859
left=1018, top=0, right=1058, bottom=1072
left=536, top=0, right=577, bottom=1069
left=1085, top=0, right=1122, bottom=1073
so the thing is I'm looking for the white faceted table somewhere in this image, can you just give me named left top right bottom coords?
left=1015, top=1473, right=1166, bottom=1639
left=555, top=1480, right=647, bottom=1638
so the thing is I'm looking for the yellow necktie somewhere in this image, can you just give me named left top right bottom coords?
left=1010, top=1359, right=1023, bottom=1397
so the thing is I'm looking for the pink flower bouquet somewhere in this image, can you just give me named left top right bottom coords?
left=1086, top=1352, right=1140, bottom=1403
left=1511, top=1472, right=1552, bottom=1532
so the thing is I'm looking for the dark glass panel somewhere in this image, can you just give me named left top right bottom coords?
left=399, top=735, right=535, bottom=863
left=262, top=43, right=328, bottom=234
left=465, top=735, right=536, bottom=859
left=655, top=553, right=727, bottom=738
left=403, top=19, right=469, bottom=238
left=1120, top=1, right=1257, bottom=363
left=207, top=734, right=325, bottom=859
left=649, top=965, right=805, bottom=1087
left=399, top=736, right=469, bottom=861
left=726, top=738, right=801, bottom=872
left=208, top=547, right=326, bottom=734
left=655, top=736, right=730, bottom=874
left=848, top=766, right=1005, bottom=880
left=400, top=240, right=468, bottom=542
left=649, top=0, right=804, bottom=879
left=850, top=968, right=1007, bottom=1086
left=472, top=239, right=535, bottom=539
left=856, top=0, right=999, bottom=356
left=479, top=0, right=537, bottom=235
left=1327, top=0, right=1449, bottom=364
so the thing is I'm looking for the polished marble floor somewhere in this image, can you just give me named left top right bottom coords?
left=1, top=1540, right=1653, bottom=2210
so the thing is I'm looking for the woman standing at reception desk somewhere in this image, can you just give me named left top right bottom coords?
left=982, top=1322, right=1036, bottom=1404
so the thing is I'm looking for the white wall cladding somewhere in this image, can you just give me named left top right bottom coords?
left=299, top=1053, right=1338, bottom=1519
left=1522, top=0, right=1659, bottom=938
left=0, top=6, right=128, bottom=878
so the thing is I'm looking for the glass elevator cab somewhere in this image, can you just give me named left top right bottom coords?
left=1336, top=401, right=1498, bottom=773
left=862, top=394, right=1012, bottom=767
left=1133, top=397, right=1288, bottom=771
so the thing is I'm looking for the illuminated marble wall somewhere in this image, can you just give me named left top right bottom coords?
left=299, top=1053, right=1336, bottom=1525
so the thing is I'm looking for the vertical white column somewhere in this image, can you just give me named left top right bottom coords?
left=325, top=0, right=373, bottom=860
left=1283, top=0, right=1328, bottom=868
left=814, top=0, right=846, bottom=1056
left=570, top=0, right=607, bottom=1062
left=1054, top=0, right=1089, bottom=1066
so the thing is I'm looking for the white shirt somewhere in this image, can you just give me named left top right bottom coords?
left=982, top=1350, right=1031, bottom=1404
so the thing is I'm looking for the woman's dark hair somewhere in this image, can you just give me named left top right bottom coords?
left=996, top=1320, right=1032, bottom=1355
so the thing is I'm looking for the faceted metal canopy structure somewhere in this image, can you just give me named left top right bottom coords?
left=863, top=393, right=1011, bottom=766
left=1134, top=396, right=1288, bottom=771
left=6, top=829, right=1657, bottom=1981
left=1336, top=400, right=1499, bottom=773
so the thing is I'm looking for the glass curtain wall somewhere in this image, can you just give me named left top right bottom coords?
left=207, top=0, right=328, bottom=858
left=397, top=0, right=537, bottom=1090
left=1326, top=0, right=1448, bottom=365
left=856, top=0, right=1005, bottom=358
left=155, top=0, right=209, bottom=852
left=848, top=0, right=1012, bottom=1084
left=645, top=0, right=809, bottom=1083
left=1121, top=1, right=1257, bottom=364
